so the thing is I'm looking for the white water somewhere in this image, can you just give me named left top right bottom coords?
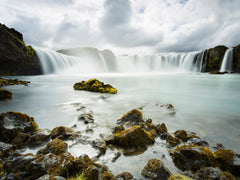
left=220, top=48, right=233, bottom=72
left=35, top=48, right=202, bottom=75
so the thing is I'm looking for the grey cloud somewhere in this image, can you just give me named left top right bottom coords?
left=100, top=0, right=161, bottom=47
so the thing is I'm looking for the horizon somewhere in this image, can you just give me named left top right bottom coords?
left=1, top=0, right=240, bottom=54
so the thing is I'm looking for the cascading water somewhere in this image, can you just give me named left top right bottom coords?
left=220, top=48, right=233, bottom=72
left=35, top=47, right=204, bottom=75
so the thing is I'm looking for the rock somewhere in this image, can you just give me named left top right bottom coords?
left=117, top=109, right=144, bottom=125
left=157, top=123, right=168, bottom=134
left=166, top=134, right=180, bottom=146
left=194, top=167, right=236, bottom=180
left=84, top=166, right=99, bottom=180
left=209, top=71, right=226, bottom=74
left=168, top=174, right=192, bottom=180
left=112, top=125, right=125, bottom=134
left=113, top=172, right=133, bottom=180
left=108, top=126, right=155, bottom=148
left=160, top=104, right=176, bottom=114
left=0, top=23, right=42, bottom=75
left=0, top=78, right=30, bottom=87
left=11, top=133, right=31, bottom=148
left=172, top=145, right=216, bottom=172
left=0, top=88, right=12, bottom=100
left=141, top=159, right=171, bottom=180
left=0, top=142, right=15, bottom=157
left=37, top=138, right=67, bottom=156
left=101, top=171, right=114, bottom=180
left=203, top=45, right=228, bottom=72
left=3, top=153, right=46, bottom=179
left=50, top=126, right=78, bottom=140
left=73, top=79, right=117, bottom=94
left=0, top=112, right=39, bottom=143
left=233, top=44, right=240, bottom=72
left=174, top=129, right=188, bottom=142
left=37, top=175, right=66, bottom=180
left=78, top=113, right=94, bottom=124
left=27, top=132, right=50, bottom=147
left=92, top=139, right=107, bottom=155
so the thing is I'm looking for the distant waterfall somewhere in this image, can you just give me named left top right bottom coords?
left=35, top=47, right=205, bottom=75
left=220, top=48, right=233, bottom=72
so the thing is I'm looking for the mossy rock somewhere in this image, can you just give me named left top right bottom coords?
left=27, top=132, right=50, bottom=147
left=11, top=132, right=31, bottom=148
left=0, top=112, right=39, bottom=143
left=101, top=171, right=114, bottom=180
left=50, top=126, right=78, bottom=140
left=73, top=79, right=117, bottom=94
left=108, top=126, right=155, bottom=148
left=157, top=123, right=168, bottom=134
left=209, top=70, right=226, bottom=74
left=166, top=134, right=180, bottom=146
left=0, top=88, right=12, bottom=100
left=168, top=174, right=192, bottom=180
left=141, top=158, right=171, bottom=180
left=0, top=78, right=30, bottom=87
left=37, top=138, right=68, bottom=156
left=117, top=109, right=143, bottom=125
left=113, top=172, right=133, bottom=180
left=174, top=129, right=188, bottom=142
left=172, top=145, right=216, bottom=172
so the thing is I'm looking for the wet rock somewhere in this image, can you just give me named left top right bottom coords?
left=37, top=138, right=67, bottom=156
left=0, top=112, right=39, bottom=143
left=101, top=171, right=114, bottom=180
left=0, top=88, right=12, bottom=100
left=0, top=142, right=15, bottom=157
left=141, top=159, right=171, bottom=180
left=117, top=109, right=144, bottom=125
left=92, top=139, right=107, bottom=155
left=27, top=132, right=50, bottom=147
left=160, top=104, right=176, bottom=114
left=113, top=172, right=134, bottom=180
left=50, top=126, right=78, bottom=140
left=0, top=78, right=30, bottom=87
left=73, top=79, right=117, bottom=94
left=172, top=145, right=216, bottom=172
left=168, top=174, right=192, bottom=180
left=112, top=152, right=121, bottom=162
left=112, top=125, right=125, bottom=134
left=78, top=113, right=94, bottom=124
left=209, top=71, right=226, bottom=74
left=37, top=175, right=66, bottom=180
left=194, top=167, right=236, bottom=180
left=156, top=123, right=168, bottom=134
left=108, top=126, right=155, bottom=148
left=174, top=129, right=188, bottom=142
left=84, top=166, right=99, bottom=180
left=233, top=44, right=240, bottom=72
left=11, top=133, right=31, bottom=148
left=3, top=153, right=46, bottom=179
left=166, top=134, right=180, bottom=146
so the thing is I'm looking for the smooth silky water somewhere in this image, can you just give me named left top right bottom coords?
left=0, top=48, right=239, bottom=178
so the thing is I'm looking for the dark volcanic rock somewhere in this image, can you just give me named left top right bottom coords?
left=233, top=44, right=240, bottom=72
left=202, top=45, right=228, bottom=72
left=0, top=23, right=42, bottom=75
left=0, top=112, right=39, bottom=143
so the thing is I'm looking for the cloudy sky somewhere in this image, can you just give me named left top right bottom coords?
left=0, top=0, right=240, bottom=54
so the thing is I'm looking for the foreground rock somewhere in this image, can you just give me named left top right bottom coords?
left=0, top=78, right=30, bottom=87
left=0, top=112, right=38, bottom=143
left=73, top=79, right=117, bottom=94
left=0, top=88, right=12, bottom=100
left=141, top=159, right=171, bottom=180
left=0, top=23, right=41, bottom=75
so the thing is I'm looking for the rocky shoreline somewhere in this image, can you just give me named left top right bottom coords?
left=0, top=78, right=239, bottom=180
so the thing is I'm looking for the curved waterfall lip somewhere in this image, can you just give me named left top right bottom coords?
left=220, top=48, right=233, bottom=72
left=35, top=47, right=203, bottom=75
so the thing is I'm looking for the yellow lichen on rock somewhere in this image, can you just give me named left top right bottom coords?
left=73, top=79, right=117, bottom=94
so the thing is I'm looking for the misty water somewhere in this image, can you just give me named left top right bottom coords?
left=1, top=47, right=240, bottom=177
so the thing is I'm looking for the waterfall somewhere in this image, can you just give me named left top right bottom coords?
left=35, top=47, right=204, bottom=75
left=220, top=48, right=233, bottom=72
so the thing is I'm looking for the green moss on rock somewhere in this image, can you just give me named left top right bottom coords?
left=0, top=88, right=12, bottom=100
left=73, top=79, right=117, bottom=94
left=168, top=175, right=192, bottom=180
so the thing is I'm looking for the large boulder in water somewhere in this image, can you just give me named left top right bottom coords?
left=233, top=44, right=240, bottom=72
left=202, top=45, right=228, bottom=72
left=0, top=23, right=42, bottom=75
left=0, top=112, right=39, bottom=143
left=73, top=79, right=117, bottom=94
